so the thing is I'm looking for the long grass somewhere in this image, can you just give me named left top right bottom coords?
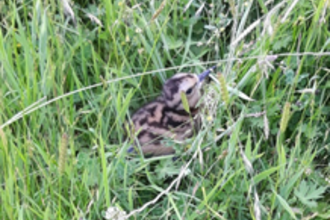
left=0, top=0, right=329, bottom=219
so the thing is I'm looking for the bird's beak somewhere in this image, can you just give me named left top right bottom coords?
left=198, top=65, right=217, bottom=82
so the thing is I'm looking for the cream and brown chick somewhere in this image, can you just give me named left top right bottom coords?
left=127, top=66, right=216, bottom=157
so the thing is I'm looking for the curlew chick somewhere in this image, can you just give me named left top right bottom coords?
left=127, top=66, right=216, bottom=157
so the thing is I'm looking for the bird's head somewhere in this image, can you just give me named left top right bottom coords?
left=162, top=66, right=216, bottom=111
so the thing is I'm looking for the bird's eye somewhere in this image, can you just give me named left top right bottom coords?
left=186, top=87, right=193, bottom=95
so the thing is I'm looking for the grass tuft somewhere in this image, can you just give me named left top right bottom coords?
left=280, top=102, right=291, bottom=134
left=217, top=72, right=230, bottom=107
left=58, top=133, right=68, bottom=176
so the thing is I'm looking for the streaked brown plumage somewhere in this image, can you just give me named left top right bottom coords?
left=127, top=66, right=216, bottom=157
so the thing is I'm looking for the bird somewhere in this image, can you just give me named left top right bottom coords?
left=127, top=66, right=216, bottom=157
